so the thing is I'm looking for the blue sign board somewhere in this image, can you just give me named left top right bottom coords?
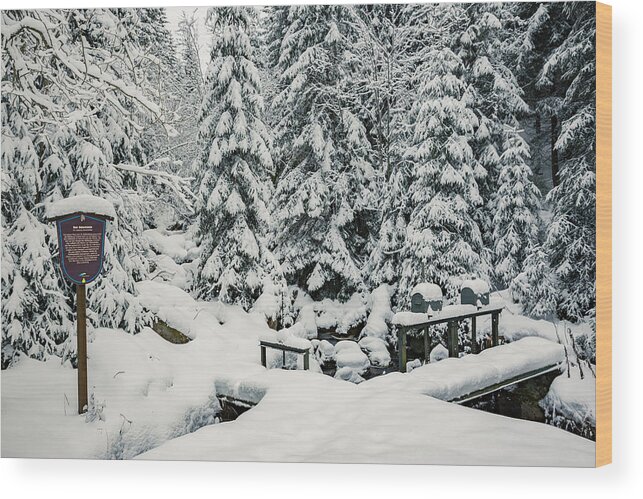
left=56, top=214, right=107, bottom=285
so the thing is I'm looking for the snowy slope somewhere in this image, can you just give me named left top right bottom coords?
left=138, top=372, right=593, bottom=466
left=1, top=280, right=593, bottom=465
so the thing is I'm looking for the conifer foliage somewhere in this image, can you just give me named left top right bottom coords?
left=195, top=7, right=283, bottom=309
left=269, top=6, right=376, bottom=300
left=400, top=46, right=486, bottom=299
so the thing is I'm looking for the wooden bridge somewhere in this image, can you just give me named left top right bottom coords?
left=215, top=336, right=565, bottom=410
left=392, top=303, right=503, bottom=372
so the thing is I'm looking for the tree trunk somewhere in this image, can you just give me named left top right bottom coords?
left=550, top=115, right=560, bottom=187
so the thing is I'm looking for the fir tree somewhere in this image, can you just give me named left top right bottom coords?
left=400, top=46, right=487, bottom=300
left=541, top=3, right=597, bottom=321
left=1, top=9, right=183, bottom=366
left=457, top=4, right=541, bottom=287
left=269, top=6, right=377, bottom=300
left=491, top=130, right=541, bottom=286
left=195, top=6, right=284, bottom=309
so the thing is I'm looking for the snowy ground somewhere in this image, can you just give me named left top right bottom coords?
left=1, top=279, right=595, bottom=465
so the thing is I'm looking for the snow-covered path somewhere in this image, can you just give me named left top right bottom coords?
left=1, top=281, right=595, bottom=465
left=139, top=371, right=593, bottom=466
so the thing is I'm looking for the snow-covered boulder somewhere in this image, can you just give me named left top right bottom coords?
left=135, top=280, right=200, bottom=339
left=150, top=254, right=189, bottom=290
left=430, top=344, right=449, bottom=363
left=334, top=341, right=370, bottom=374
left=360, top=284, right=393, bottom=340
left=358, top=336, right=391, bottom=368
left=334, top=366, right=365, bottom=384
left=406, top=359, right=422, bottom=373
left=316, top=339, right=336, bottom=365
left=144, top=229, right=192, bottom=263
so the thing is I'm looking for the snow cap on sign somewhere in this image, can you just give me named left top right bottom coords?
left=460, top=278, right=490, bottom=294
left=46, top=194, right=116, bottom=220
left=411, top=282, right=442, bottom=301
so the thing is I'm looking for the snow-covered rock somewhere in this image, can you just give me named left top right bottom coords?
left=335, top=340, right=370, bottom=374
left=358, top=336, right=391, bottom=367
left=316, top=339, right=336, bottom=364
left=406, top=359, right=422, bottom=373
left=430, top=344, right=448, bottom=363
left=360, top=284, right=393, bottom=340
left=541, top=369, right=596, bottom=427
left=334, top=366, right=365, bottom=384
left=150, top=254, right=189, bottom=289
left=144, top=229, right=194, bottom=263
left=135, top=280, right=201, bottom=339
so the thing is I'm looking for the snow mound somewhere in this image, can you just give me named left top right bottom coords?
left=335, top=340, right=370, bottom=374
left=430, top=344, right=448, bottom=363
left=541, top=370, right=596, bottom=427
left=334, top=366, right=365, bottom=384
left=135, top=280, right=200, bottom=339
left=150, top=254, right=189, bottom=290
left=144, top=229, right=195, bottom=263
left=46, top=194, right=116, bottom=219
left=358, top=336, right=391, bottom=367
left=316, top=339, right=336, bottom=364
left=360, top=284, right=393, bottom=340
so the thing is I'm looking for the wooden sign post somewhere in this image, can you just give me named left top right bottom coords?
left=47, top=196, right=114, bottom=414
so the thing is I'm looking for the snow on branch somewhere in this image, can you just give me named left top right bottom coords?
left=2, top=12, right=171, bottom=134
left=111, top=162, right=196, bottom=211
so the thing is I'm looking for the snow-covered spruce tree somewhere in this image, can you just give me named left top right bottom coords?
left=352, top=4, right=416, bottom=290
left=456, top=4, right=541, bottom=287
left=491, top=130, right=541, bottom=287
left=269, top=6, right=377, bottom=300
left=399, top=46, right=487, bottom=300
left=1, top=9, right=183, bottom=367
left=170, top=10, right=205, bottom=184
left=194, top=7, right=285, bottom=310
left=540, top=3, right=597, bottom=322
left=510, top=245, right=557, bottom=319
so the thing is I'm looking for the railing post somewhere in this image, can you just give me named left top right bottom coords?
left=398, top=328, right=407, bottom=372
left=492, top=312, right=499, bottom=346
left=260, top=344, right=267, bottom=367
left=424, top=327, right=430, bottom=364
left=303, top=350, right=310, bottom=371
left=471, top=316, right=477, bottom=353
left=448, top=321, right=459, bottom=358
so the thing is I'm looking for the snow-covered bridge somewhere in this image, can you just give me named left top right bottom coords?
left=214, top=336, right=564, bottom=407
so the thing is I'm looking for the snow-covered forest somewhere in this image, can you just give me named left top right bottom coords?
left=1, top=2, right=596, bottom=368
left=0, top=2, right=600, bottom=463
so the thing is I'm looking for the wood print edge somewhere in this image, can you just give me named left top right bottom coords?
left=595, top=0, right=612, bottom=468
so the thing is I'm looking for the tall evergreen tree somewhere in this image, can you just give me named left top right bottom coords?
left=269, top=6, right=377, bottom=300
left=457, top=4, right=541, bottom=287
left=1, top=9, right=183, bottom=367
left=400, top=45, right=487, bottom=300
left=195, top=7, right=284, bottom=309
left=541, top=3, right=597, bottom=321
